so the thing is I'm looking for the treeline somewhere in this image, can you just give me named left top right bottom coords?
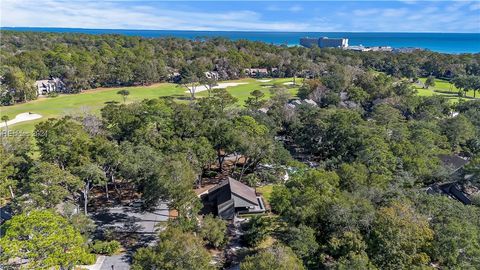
left=1, top=30, right=480, bottom=104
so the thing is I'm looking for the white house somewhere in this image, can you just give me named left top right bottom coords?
left=35, top=78, right=65, bottom=96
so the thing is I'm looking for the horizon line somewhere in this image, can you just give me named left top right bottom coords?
left=1, top=26, right=479, bottom=35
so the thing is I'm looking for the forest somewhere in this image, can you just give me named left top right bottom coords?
left=0, top=31, right=480, bottom=269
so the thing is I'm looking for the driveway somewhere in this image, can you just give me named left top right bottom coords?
left=92, top=202, right=169, bottom=234
left=90, top=202, right=170, bottom=270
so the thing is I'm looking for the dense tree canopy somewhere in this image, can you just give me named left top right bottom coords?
left=0, top=210, right=93, bottom=269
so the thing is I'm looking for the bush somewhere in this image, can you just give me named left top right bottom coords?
left=47, top=92, right=59, bottom=98
left=198, top=214, right=228, bottom=248
left=89, top=240, right=121, bottom=255
left=471, top=194, right=480, bottom=207
left=77, top=253, right=97, bottom=265
left=242, top=216, right=271, bottom=247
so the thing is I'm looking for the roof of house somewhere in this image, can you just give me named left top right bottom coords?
left=208, top=177, right=258, bottom=206
left=438, top=154, right=469, bottom=172
left=229, top=177, right=258, bottom=205
left=439, top=182, right=472, bottom=205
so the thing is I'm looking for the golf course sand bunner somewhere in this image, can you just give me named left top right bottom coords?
left=184, top=82, right=248, bottom=93
left=0, top=113, right=42, bottom=128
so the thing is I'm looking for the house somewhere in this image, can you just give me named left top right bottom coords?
left=244, top=68, right=268, bottom=78
left=438, top=154, right=469, bottom=175
left=205, top=71, right=219, bottom=80
left=35, top=78, right=65, bottom=96
left=0, top=205, right=13, bottom=224
left=426, top=154, right=472, bottom=204
left=427, top=182, right=471, bottom=205
left=204, top=177, right=265, bottom=219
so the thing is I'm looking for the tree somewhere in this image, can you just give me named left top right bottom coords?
left=2, top=67, right=37, bottom=103
left=0, top=144, right=16, bottom=204
left=1, top=115, right=9, bottom=132
left=242, top=216, right=273, bottom=247
left=424, top=76, right=436, bottom=89
left=334, top=252, right=377, bottom=270
left=240, top=244, right=305, bottom=270
left=24, top=162, right=82, bottom=210
left=270, top=169, right=340, bottom=226
left=231, top=116, right=274, bottom=180
left=0, top=210, right=93, bottom=269
left=117, top=89, right=130, bottom=103
left=90, top=136, right=122, bottom=200
left=179, top=65, right=205, bottom=100
left=245, top=89, right=266, bottom=110
left=337, top=162, right=369, bottom=192
left=431, top=218, right=480, bottom=268
left=35, top=118, right=91, bottom=169
left=201, top=73, right=218, bottom=97
left=453, top=75, right=480, bottom=98
left=132, top=227, right=213, bottom=270
left=441, top=115, right=476, bottom=151
left=72, top=162, right=106, bottom=215
left=368, top=201, right=433, bottom=270
left=281, top=224, right=319, bottom=263
left=464, top=156, right=480, bottom=184
left=210, top=88, right=238, bottom=112
left=198, top=214, right=228, bottom=248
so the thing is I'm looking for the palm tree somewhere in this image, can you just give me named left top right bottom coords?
left=1, top=115, right=10, bottom=133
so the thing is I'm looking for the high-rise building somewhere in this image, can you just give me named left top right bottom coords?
left=299, top=37, right=319, bottom=48
left=300, top=37, right=349, bottom=48
left=318, top=37, right=348, bottom=48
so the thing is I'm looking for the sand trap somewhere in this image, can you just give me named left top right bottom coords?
left=283, top=82, right=295, bottom=85
left=257, top=79, right=271, bottom=82
left=0, top=112, right=42, bottom=128
left=185, top=82, right=248, bottom=93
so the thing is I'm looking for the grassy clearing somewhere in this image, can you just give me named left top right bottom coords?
left=0, top=78, right=300, bottom=131
left=256, top=184, right=275, bottom=204
left=413, top=77, right=478, bottom=103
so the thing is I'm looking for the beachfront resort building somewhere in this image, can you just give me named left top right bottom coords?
left=300, top=37, right=349, bottom=48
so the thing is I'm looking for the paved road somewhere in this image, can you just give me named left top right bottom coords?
left=89, top=202, right=170, bottom=269
left=92, top=202, right=169, bottom=234
left=100, top=254, right=131, bottom=270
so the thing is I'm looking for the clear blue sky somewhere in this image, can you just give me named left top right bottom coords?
left=1, top=1, right=479, bottom=33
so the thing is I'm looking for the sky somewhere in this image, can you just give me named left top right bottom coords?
left=1, top=1, right=479, bottom=33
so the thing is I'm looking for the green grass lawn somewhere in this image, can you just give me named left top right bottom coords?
left=257, top=184, right=275, bottom=204
left=0, top=78, right=300, bottom=131
left=413, top=77, right=478, bottom=103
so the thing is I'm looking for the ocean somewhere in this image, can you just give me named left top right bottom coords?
left=2, top=27, right=479, bottom=54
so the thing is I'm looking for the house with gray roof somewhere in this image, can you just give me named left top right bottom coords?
left=205, top=177, right=265, bottom=219
left=426, top=154, right=472, bottom=205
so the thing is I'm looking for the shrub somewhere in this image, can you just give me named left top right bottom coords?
left=89, top=240, right=121, bottom=255
left=47, top=92, right=59, bottom=98
left=77, top=253, right=97, bottom=265
left=242, top=216, right=271, bottom=247
left=198, top=214, right=228, bottom=248
left=471, top=193, right=480, bottom=207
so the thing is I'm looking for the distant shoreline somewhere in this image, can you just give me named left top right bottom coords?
left=1, top=27, right=479, bottom=54
left=2, top=26, right=479, bottom=34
